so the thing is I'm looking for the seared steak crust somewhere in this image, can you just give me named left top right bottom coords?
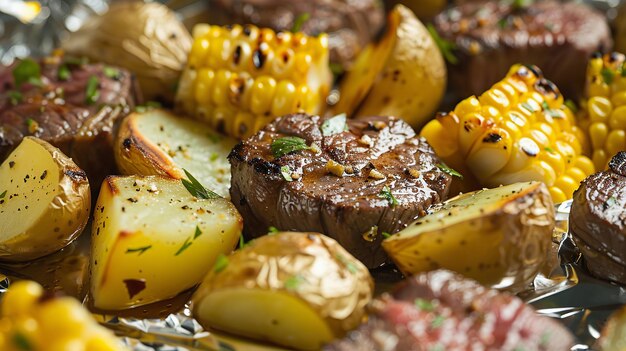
left=325, top=270, right=574, bottom=351
left=229, top=114, right=451, bottom=268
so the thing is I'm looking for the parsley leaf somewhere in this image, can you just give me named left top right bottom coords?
left=321, top=113, right=348, bottom=137
left=280, top=165, right=293, bottom=181
left=13, top=332, right=32, bottom=351
left=431, top=315, right=445, bottom=328
left=58, top=65, right=70, bottom=81
left=85, top=75, right=100, bottom=105
left=268, top=226, right=279, bottom=234
left=104, top=66, right=120, bottom=79
left=601, top=68, right=615, bottom=85
left=436, top=163, right=463, bottom=179
left=213, top=254, right=229, bottom=273
left=239, top=234, right=245, bottom=249
left=126, top=245, right=152, bottom=255
left=541, top=101, right=561, bottom=118
left=285, top=275, right=305, bottom=290
left=0, top=190, right=6, bottom=199
left=544, top=147, right=555, bottom=154
left=565, top=99, right=578, bottom=114
left=382, top=232, right=391, bottom=239
left=13, top=58, right=41, bottom=88
left=427, top=24, right=457, bottom=65
left=414, top=298, right=435, bottom=311
left=378, top=186, right=398, bottom=207
left=175, top=237, right=193, bottom=256
left=8, top=91, right=22, bottom=105
left=271, top=136, right=310, bottom=158
left=181, top=169, right=221, bottom=199
left=291, top=13, right=310, bottom=32
left=193, top=225, right=202, bottom=239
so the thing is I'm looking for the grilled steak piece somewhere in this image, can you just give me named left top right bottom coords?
left=229, top=113, right=451, bottom=268
left=570, top=152, right=626, bottom=284
left=211, top=0, right=385, bottom=69
left=0, top=55, right=140, bottom=187
left=434, top=0, right=611, bottom=100
left=325, top=269, right=574, bottom=351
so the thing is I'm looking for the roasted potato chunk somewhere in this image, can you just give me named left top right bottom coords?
left=0, top=137, right=90, bottom=261
left=90, top=175, right=242, bottom=310
left=383, top=181, right=555, bottom=291
left=114, top=109, right=236, bottom=198
left=192, top=232, right=373, bottom=351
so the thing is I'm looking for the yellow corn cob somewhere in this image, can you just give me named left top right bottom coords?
left=176, top=24, right=332, bottom=139
left=421, top=64, right=594, bottom=203
left=580, top=52, right=626, bottom=171
left=0, top=281, right=128, bottom=351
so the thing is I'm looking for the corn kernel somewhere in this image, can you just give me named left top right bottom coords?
left=1, top=281, right=42, bottom=318
left=588, top=96, right=613, bottom=124
left=605, top=129, right=626, bottom=156
left=549, top=187, right=567, bottom=204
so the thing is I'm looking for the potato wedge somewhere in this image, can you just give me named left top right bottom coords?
left=192, top=232, right=373, bottom=351
left=333, top=4, right=446, bottom=129
left=90, top=175, right=242, bottom=310
left=382, top=181, right=554, bottom=291
left=0, top=137, right=90, bottom=261
left=114, top=109, right=236, bottom=198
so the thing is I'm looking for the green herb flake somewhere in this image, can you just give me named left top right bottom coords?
left=208, top=133, right=222, bottom=143
left=126, top=245, right=152, bottom=255
left=291, top=13, right=311, bottom=32
left=429, top=345, right=445, bottom=351
left=431, top=315, right=445, bottom=329
left=321, top=113, right=348, bottom=137
left=427, top=24, right=458, bottom=65
left=382, top=232, right=391, bottom=239
left=335, top=254, right=359, bottom=274
left=25, top=118, right=35, bottom=128
left=378, top=186, right=398, bottom=207
left=329, top=62, right=344, bottom=76
left=284, top=275, right=305, bottom=290
left=85, top=75, right=100, bottom=105
left=280, top=165, right=293, bottom=181
left=565, top=99, right=578, bottom=114
left=213, top=253, right=229, bottom=273
left=181, top=169, right=221, bottom=199
left=13, top=332, right=32, bottom=351
left=414, top=298, right=435, bottom=311
left=520, top=102, right=536, bottom=113
left=607, top=196, right=618, bottom=208
left=271, top=136, right=309, bottom=158
left=601, top=68, right=615, bottom=85
left=268, top=226, right=279, bottom=234
left=544, top=147, right=555, bottom=154
left=497, top=17, right=509, bottom=29
left=541, top=101, right=560, bottom=118
left=436, top=163, right=463, bottom=179
left=13, top=58, right=41, bottom=88
left=512, top=0, right=534, bottom=10
left=210, top=153, right=219, bottom=162
left=238, top=234, right=246, bottom=249
left=0, top=190, right=6, bottom=199
left=63, top=56, right=88, bottom=66
left=104, top=66, right=120, bottom=79
left=194, top=225, right=202, bottom=239
left=58, top=65, right=71, bottom=81
left=175, top=237, right=193, bottom=256
left=8, top=91, right=22, bottom=105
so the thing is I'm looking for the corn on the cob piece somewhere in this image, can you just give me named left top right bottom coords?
left=421, top=64, right=594, bottom=203
left=580, top=52, right=626, bottom=171
left=0, top=281, right=128, bottom=351
left=176, top=24, right=332, bottom=139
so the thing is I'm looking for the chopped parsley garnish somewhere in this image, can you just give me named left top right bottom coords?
left=565, top=99, right=578, bottom=114
left=135, top=101, right=162, bottom=113
left=544, top=147, right=555, bottom=153
left=238, top=234, right=245, bottom=249
left=213, top=253, right=229, bottom=273
left=210, top=153, right=219, bottom=162
left=13, top=58, right=41, bottom=88
left=520, top=102, right=536, bottom=113
left=268, top=226, right=279, bottom=234
left=291, top=13, right=310, bottom=32
left=321, top=113, right=348, bottom=137
left=57, top=65, right=70, bottom=81
left=181, top=169, right=221, bottom=199
left=329, top=62, right=344, bottom=76
left=193, top=225, right=202, bottom=239
left=431, top=315, right=445, bottom=328
left=0, top=190, right=6, bottom=199
left=285, top=275, right=305, bottom=290
left=104, top=66, right=120, bottom=79
left=335, top=254, right=358, bottom=274
left=8, top=91, right=22, bottom=105
left=541, top=101, right=561, bottom=118
left=13, top=332, right=32, bottom=351
left=436, top=163, right=463, bottom=179
left=271, top=136, right=311, bottom=158
left=63, top=56, right=88, bottom=66
left=512, top=0, right=533, bottom=10
left=378, top=186, right=398, bottom=207
left=427, top=24, right=458, bottom=65
left=414, top=298, right=435, bottom=311
left=125, top=245, right=152, bottom=255
left=382, top=232, right=391, bottom=239
left=85, top=75, right=100, bottom=104
left=601, top=68, right=615, bottom=85
left=175, top=237, right=193, bottom=256
left=280, top=165, right=293, bottom=181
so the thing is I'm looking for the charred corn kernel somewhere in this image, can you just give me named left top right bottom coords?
left=0, top=281, right=128, bottom=351
left=420, top=64, right=594, bottom=200
left=176, top=23, right=332, bottom=139
left=581, top=52, right=626, bottom=170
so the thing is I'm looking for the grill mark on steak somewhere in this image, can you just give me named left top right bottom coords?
left=229, top=113, right=452, bottom=268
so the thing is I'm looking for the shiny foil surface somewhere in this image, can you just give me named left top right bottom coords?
left=1, top=1, right=626, bottom=350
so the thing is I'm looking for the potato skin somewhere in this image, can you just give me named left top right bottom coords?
left=192, top=232, right=373, bottom=348
left=383, top=182, right=554, bottom=292
left=0, top=137, right=90, bottom=262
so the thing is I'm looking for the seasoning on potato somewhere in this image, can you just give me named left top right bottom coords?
left=90, top=175, right=242, bottom=310
left=383, top=181, right=555, bottom=292
left=192, top=232, right=374, bottom=351
left=0, top=137, right=90, bottom=262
